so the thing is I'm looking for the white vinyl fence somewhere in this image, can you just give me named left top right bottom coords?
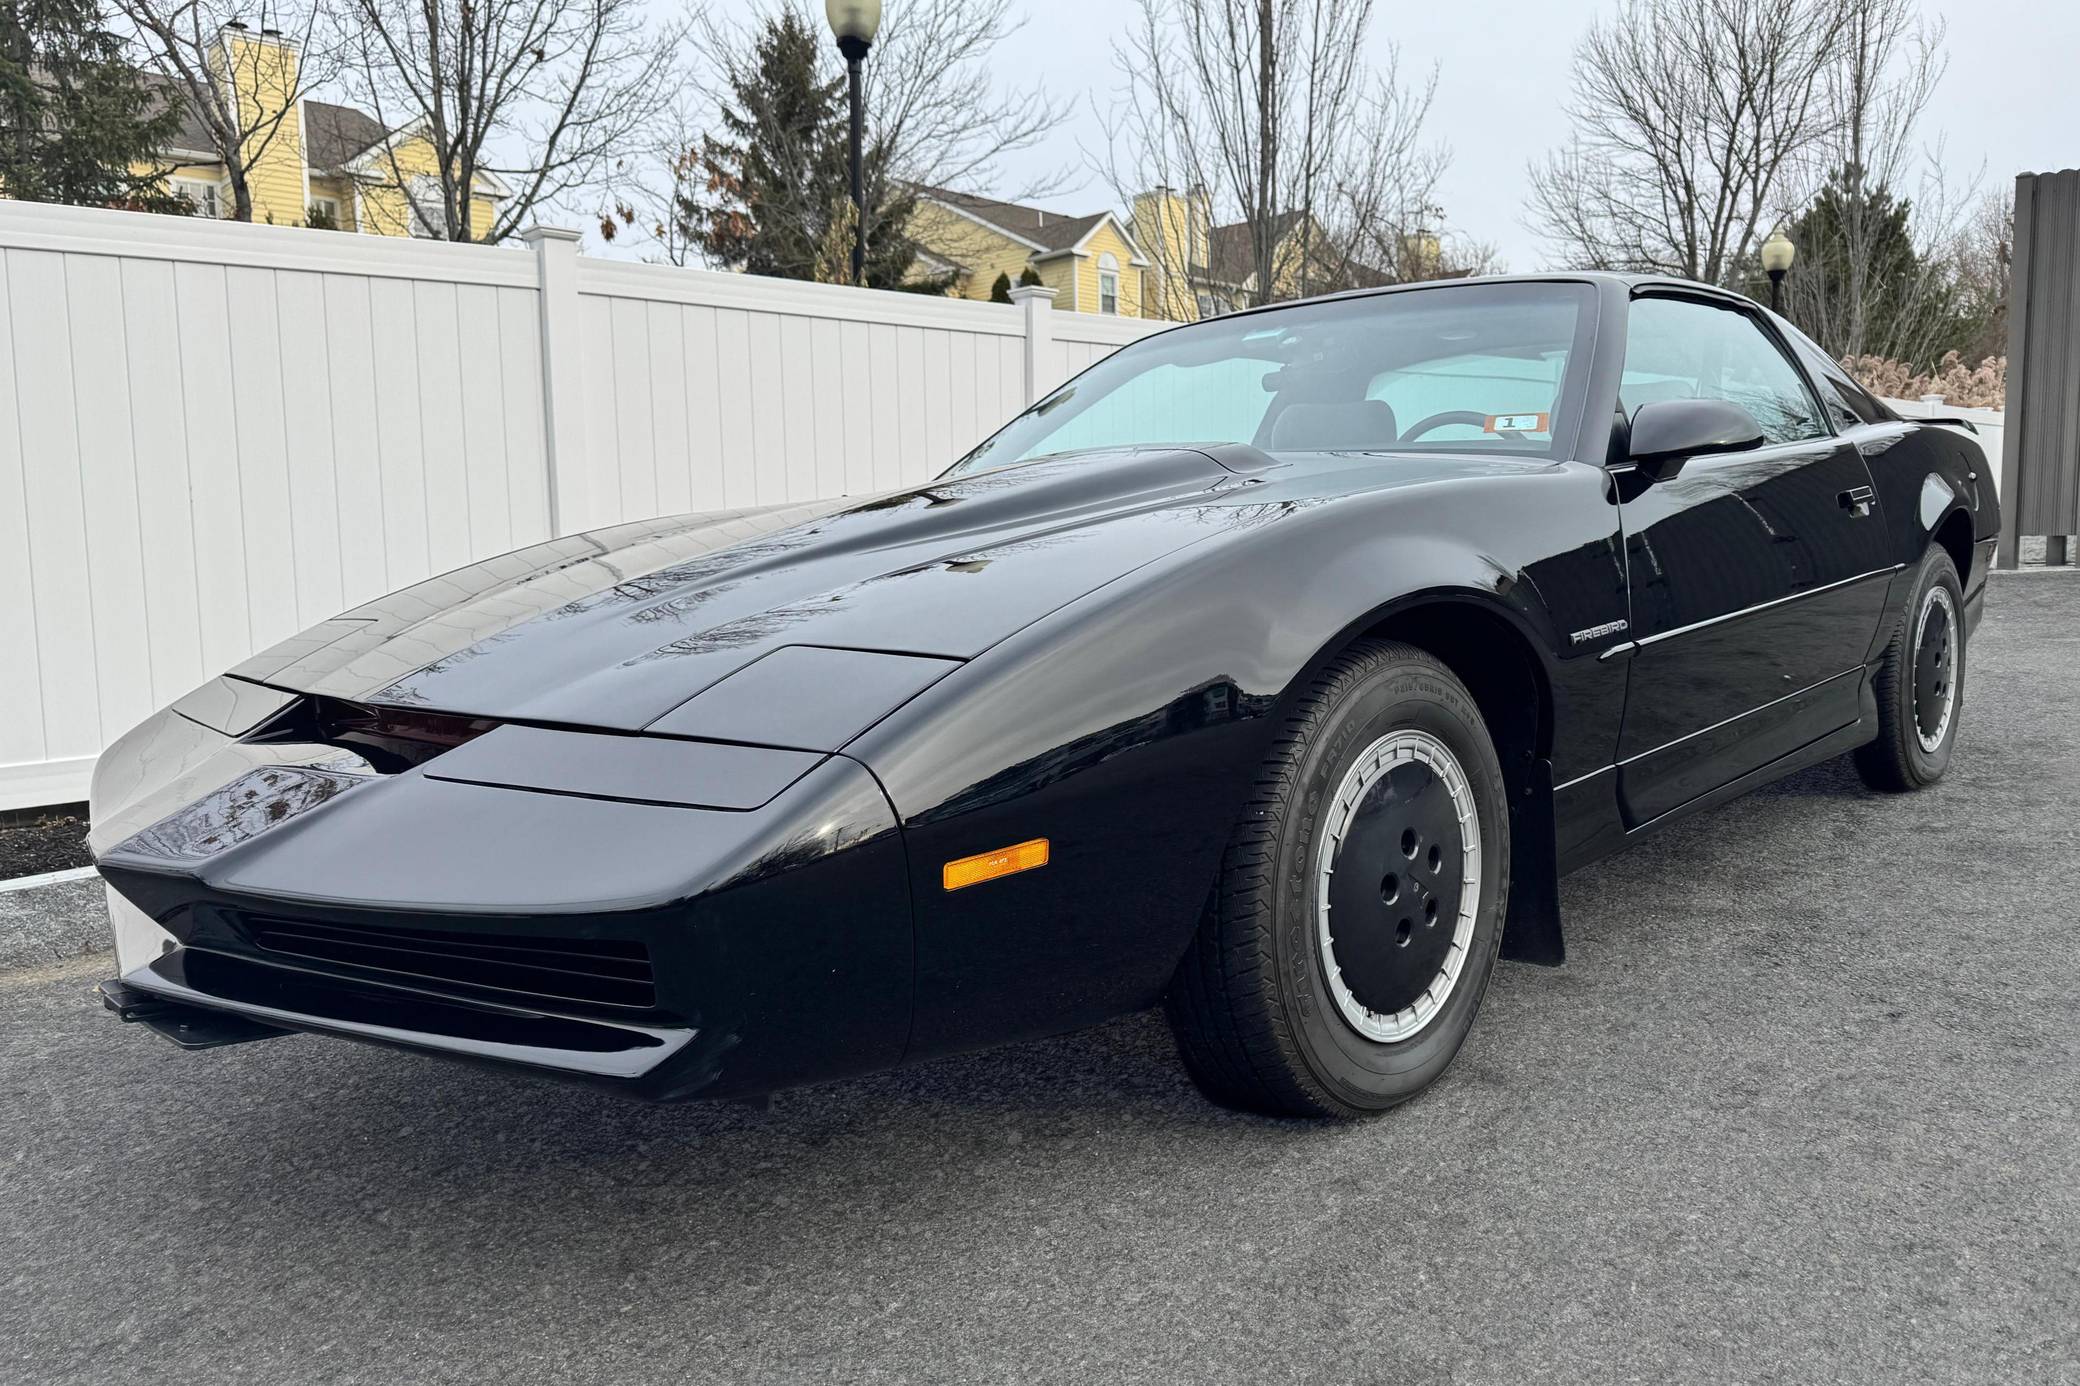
left=0, top=200, right=1155, bottom=810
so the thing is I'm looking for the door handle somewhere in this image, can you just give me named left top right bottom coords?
left=1838, top=485, right=1876, bottom=518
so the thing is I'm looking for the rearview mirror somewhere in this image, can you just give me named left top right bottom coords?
left=1628, top=399, right=1765, bottom=479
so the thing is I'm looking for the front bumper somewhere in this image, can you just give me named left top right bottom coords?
left=91, top=701, right=915, bottom=1103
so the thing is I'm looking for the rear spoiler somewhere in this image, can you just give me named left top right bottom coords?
left=1908, top=414, right=1980, bottom=435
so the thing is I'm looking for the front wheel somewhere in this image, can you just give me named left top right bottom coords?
left=1854, top=547, right=1966, bottom=792
left=1165, top=641, right=1510, bottom=1118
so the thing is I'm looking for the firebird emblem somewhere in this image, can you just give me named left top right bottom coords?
left=1570, top=619, right=1630, bottom=645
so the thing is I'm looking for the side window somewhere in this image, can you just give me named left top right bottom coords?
left=1778, top=321, right=1898, bottom=427
left=1622, top=296, right=1829, bottom=445
left=1822, top=367, right=1892, bottom=426
left=1812, top=378, right=1864, bottom=432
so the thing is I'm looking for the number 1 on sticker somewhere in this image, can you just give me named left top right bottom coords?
left=1484, top=412, right=1549, bottom=433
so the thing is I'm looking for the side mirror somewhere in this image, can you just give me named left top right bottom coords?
left=1627, top=399, right=1765, bottom=479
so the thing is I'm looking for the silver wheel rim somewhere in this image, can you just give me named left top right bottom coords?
left=1314, top=729, right=1482, bottom=1044
left=1913, top=584, right=1958, bottom=754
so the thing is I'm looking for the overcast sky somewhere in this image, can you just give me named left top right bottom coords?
left=792, top=0, right=2077, bottom=270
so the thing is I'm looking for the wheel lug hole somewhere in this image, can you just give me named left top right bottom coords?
left=1380, top=873, right=1399, bottom=904
left=1400, top=828, right=1420, bottom=858
left=1424, top=898, right=1439, bottom=925
left=1427, top=843, right=1442, bottom=872
left=1395, top=918, right=1413, bottom=946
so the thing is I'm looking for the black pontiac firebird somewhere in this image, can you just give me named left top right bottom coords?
left=92, top=274, right=1997, bottom=1118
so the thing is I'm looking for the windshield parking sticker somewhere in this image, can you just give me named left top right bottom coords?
left=1485, top=412, right=1550, bottom=433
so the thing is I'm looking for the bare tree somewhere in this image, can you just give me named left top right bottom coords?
left=336, top=0, right=683, bottom=242
left=1313, top=65, right=1465, bottom=288
left=113, top=0, right=339, bottom=222
left=1945, top=186, right=2013, bottom=364
left=597, top=89, right=706, bottom=264
left=862, top=0, right=1073, bottom=199
left=1099, top=0, right=1447, bottom=314
left=1528, top=0, right=1851, bottom=283
left=1775, top=0, right=1961, bottom=360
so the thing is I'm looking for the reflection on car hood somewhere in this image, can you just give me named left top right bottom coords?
left=230, top=450, right=1257, bottom=730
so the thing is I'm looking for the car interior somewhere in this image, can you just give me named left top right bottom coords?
left=948, top=282, right=1596, bottom=474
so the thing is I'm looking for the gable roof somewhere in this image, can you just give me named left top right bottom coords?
left=303, top=100, right=390, bottom=169
left=915, top=185, right=1108, bottom=253
left=912, top=184, right=1148, bottom=269
left=341, top=117, right=515, bottom=199
left=132, top=69, right=392, bottom=174
left=130, top=71, right=217, bottom=158
left=1206, top=211, right=1308, bottom=285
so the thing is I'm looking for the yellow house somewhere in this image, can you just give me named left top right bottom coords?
left=1130, top=186, right=1348, bottom=320
left=907, top=186, right=1149, bottom=316
left=150, top=26, right=509, bottom=238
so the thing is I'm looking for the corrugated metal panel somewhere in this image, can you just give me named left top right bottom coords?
left=1999, top=169, right=2080, bottom=563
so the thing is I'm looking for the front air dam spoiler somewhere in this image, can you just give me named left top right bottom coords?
left=98, top=976, right=289, bottom=1050
left=103, top=948, right=691, bottom=1083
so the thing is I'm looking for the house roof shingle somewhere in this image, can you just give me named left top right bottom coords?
left=302, top=100, right=390, bottom=169
left=1206, top=211, right=1307, bottom=285
left=914, top=185, right=1111, bottom=255
left=135, top=70, right=393, bottom=173
left=134, top=71, right=217, bottom=156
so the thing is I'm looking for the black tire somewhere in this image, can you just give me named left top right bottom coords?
left=1855, top=547, right=1966, bottom=793
left=1164, top=640, right=1510, bottom=1118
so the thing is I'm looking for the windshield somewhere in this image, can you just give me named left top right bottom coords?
left=947, top=281, right=1597, bottom=477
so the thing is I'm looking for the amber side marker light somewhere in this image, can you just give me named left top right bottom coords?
left=943, top=838, right=1050, bottom=891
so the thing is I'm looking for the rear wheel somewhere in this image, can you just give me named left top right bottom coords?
left=1165, top=640, right=1510, bottom=1118
left=1855, top=547, right=1965, bottom=792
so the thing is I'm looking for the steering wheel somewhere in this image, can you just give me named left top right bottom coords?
left=1397, top=410, right=1491, bottom=442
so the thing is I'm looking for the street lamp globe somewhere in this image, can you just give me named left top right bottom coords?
left=1760, top=227, right=1795, bottom=312
left=826, top=0, right=882, bottom=52
left=1759, top=227, right=1796, bottom=276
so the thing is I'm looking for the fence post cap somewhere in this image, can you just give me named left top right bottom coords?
left=520, top=225, right=584, bottom=245
left=1008, top=284, right=1058, bottom=304
left=1919, top=392, right=1946, bottom=404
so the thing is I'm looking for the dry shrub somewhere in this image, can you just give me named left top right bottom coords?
left=1842, top=352, right=2006, bottom=410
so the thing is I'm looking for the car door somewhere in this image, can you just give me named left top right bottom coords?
left=1613, top=292, right=1894, bottom=826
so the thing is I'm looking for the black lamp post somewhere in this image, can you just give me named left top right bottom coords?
left=1760, top=226, right=1795, bottom=313
left=826, top=0, right=883, bottom=286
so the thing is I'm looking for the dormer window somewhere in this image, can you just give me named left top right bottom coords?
left=1098, top=252, right=1120, bottom=315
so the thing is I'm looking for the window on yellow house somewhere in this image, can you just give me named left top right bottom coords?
left=407, top=177, right=443, bottom=238
left=1098, top=253, right=1120, bottom=315
left=172, top=178, right=221, bottom=218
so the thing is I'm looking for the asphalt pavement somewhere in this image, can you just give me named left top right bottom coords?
left=5, top=574, right=2077, bottom=1385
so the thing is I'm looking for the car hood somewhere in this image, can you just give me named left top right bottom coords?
left=228, top=448, right=1267, bottom=730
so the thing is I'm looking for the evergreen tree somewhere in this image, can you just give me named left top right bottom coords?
left=1017, top=264, right=1042, bottom=287
left=679, top=11, right=945, bottom=290
left=0, top=0, right=186, bottom=211
left=989, top=270, right=1012, bottom=302
left=1766, top=164, right=1966, bottom=369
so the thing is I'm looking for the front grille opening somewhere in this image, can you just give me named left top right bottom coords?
left=246, top=918, right=655, bottom=1011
